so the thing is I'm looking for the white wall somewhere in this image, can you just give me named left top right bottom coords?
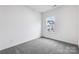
left=0, top=6, right=41, bottom=50
left=77, top=5, right=79, bottom=47
left=42, top=6, right=77, bottom=45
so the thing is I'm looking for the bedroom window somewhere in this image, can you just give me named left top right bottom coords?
left=46, top=16, right=56, bottom=32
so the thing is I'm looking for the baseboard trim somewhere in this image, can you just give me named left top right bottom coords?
left=0, top=37, right=41, bottom=51
left=41, top=36, right=78, bottom=47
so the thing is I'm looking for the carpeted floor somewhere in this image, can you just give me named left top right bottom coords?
left=0, top=38, right=79, bottom=54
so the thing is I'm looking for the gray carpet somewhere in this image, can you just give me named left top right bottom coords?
left=0, top=38, right=79, bottom=54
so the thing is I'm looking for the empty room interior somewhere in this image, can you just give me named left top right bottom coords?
left=0, top=5, right=79, bottom=54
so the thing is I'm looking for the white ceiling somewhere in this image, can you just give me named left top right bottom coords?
left=27, top=5, right=62, bottom=12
